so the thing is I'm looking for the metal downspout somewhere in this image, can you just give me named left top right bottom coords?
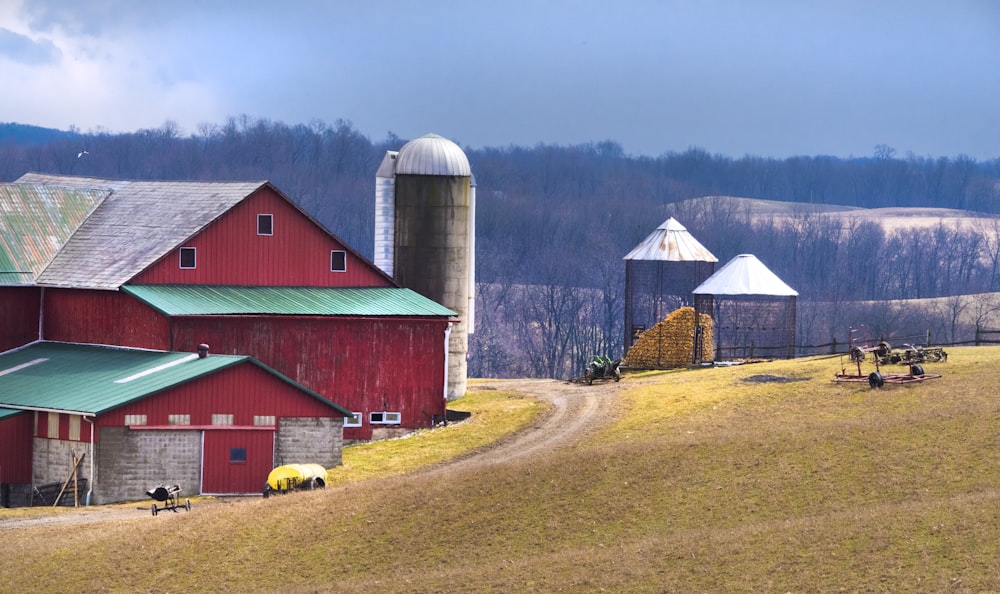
left=38, top=287, right=44, bottom=340
left=83, top=416, right=95, bottom=505
left=443, top=323, right=452, bottom=420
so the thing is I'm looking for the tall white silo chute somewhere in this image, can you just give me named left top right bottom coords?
left=373, top=150, right=398, bottom=276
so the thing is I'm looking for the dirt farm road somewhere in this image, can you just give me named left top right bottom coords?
left=0, top=377, right=629, bottom=531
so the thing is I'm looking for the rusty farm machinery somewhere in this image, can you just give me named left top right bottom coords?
left=835, top=328, right=943, bottom=388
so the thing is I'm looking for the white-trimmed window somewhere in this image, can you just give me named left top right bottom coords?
left=179, top=247, right=196, bottom=269
left=124, top=414, right=147, bottom=426
left=168, top=414, right=190, bottom=426
left=254, top=415, right=275, bottom=427
left=212, top=414, right=234, bottom=426
left=370, top=411, right=401, bottom=425
left=330, top=250, right=347, bottom=272
left=343, top=412, right=362, bottom=428
left=257, top=214, right=273, bottom=236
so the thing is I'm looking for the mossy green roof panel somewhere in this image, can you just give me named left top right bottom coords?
left=0, top=184, right=110, bottom=285
left=122, top=285, right=457, bottom=317
left=0, top=342, right=248, bottom=415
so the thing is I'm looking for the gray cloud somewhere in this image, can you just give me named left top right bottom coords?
left=0, top=28, right=60, bottom=65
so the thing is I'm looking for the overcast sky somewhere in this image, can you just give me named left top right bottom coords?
left=1, top=1, right=998, bottom=159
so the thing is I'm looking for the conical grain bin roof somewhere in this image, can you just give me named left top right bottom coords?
left=693, top=254, right=797, bottom=296
left=624, top=217, right=718, bottom=262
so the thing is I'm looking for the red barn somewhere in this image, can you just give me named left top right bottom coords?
left=0, top=174, right=458, bottom=443
left=0, top=341, right=349, bottom=505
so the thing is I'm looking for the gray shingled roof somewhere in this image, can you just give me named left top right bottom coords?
left=15, top=173, right=266, bottom=290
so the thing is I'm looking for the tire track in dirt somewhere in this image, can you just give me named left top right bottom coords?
left=421, top=377, right=626, bottom=475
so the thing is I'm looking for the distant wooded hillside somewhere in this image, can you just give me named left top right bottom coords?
left=3, top=116, right=1000, bottom=377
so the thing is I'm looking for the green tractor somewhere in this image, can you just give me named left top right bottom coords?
left=585, top=355, right=621, bottom=385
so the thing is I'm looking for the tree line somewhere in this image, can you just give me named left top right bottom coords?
left=3, top=117, right=1000, bottom=377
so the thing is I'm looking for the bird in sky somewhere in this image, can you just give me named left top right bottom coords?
left=77, top=150, right=88, bottom=158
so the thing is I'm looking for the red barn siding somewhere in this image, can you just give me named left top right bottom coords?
left=169, top=316, right=448, bottom=440
left=0, top=412, right=34, bottom=483
left=43, top=289, right=169, bottom=349
left=32, top=412, right=91, bottom=442
left=131, top=189, right=391, bottom=287
left=0, top=287, right=40, bottom=351
left=96, top=362, right=343, bottom=431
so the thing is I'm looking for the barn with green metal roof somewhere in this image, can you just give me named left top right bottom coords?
left=0, top=341, right=349, bottom=506
left=0, top=173, right=461, bottom=507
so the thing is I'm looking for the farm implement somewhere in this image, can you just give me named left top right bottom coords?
left=582, top=356, right=621, bottom=385
left=146, top=484, right=191, bottom=516
left=836, top=327, right=943, bottom=388
left=262, top=463, right=328, bottom=497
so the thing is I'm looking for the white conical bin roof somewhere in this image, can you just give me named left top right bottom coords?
left=693, top=254, right=797, bottom=296
left=624, top=217, right=717, bottom=262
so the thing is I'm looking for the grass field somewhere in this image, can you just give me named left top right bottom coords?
left=2, top=349, right=999, bottom=592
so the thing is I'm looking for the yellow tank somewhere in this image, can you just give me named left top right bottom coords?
left=264, top=463, right=328, bottom=495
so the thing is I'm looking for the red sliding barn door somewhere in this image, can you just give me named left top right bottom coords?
left=202, top=430, right=274, bottom=494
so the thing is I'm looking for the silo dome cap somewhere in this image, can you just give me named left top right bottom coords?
left=394, top=133, right=471, bottom=176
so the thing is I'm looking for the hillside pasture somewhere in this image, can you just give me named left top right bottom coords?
left=1, top=349, right=998, bottom=592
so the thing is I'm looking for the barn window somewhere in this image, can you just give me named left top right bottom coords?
left=69, top=416, right=81, bottom=441
left=48, top=412, right=59, bottom=438
left=343, top=412, right=362, bottom=428
left=168, top=414, right=190, bottom=426
left=257, top=214, right=273, bottom=236
left=330, top=250, right=347, bottom=272
left=212, top=414, right=234, bottom=426
left=179, top=247, right=196, bottom=269
left=124, top=414, right=147, bottom=426
left=230, top=448, right=247, bottom=463
left=370, top=411, right=401, bottom=425
left=254, top=415, right=275, bottom=426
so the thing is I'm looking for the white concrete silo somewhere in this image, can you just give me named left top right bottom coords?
left=374, top=134, right=475, bottom=401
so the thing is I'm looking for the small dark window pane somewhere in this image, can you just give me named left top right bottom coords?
left=179, top=247, right=196, bottom=269
left=370, top=412, right=384, bottom=423
left=230, top=447, right=247, bottom=463
left=257, top=214, right=273, bottom=236
left=331, top=250, right=346, bottom=272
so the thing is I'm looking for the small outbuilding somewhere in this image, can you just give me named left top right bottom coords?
left=693, top=254, right=798, bottom=360
left=0, top=341, right=350, bottom=506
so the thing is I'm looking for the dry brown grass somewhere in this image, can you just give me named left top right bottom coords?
left=2, top=349, right=999, bottom=592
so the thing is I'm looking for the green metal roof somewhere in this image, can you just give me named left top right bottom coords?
left=0, top=342, right=346, bottom=416
left=122, top=285, right=457, bottom=317
left=0, top=184, right=110, bottom=285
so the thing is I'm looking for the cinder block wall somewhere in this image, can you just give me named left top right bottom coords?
left=33, top=438, right=89, bottom=487
left=275, top=418, right=343, bottom=468
left=95, top=428, right=201, bottom=505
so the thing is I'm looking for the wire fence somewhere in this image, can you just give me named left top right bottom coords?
left=716, top=329, right=1000, bottom=360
